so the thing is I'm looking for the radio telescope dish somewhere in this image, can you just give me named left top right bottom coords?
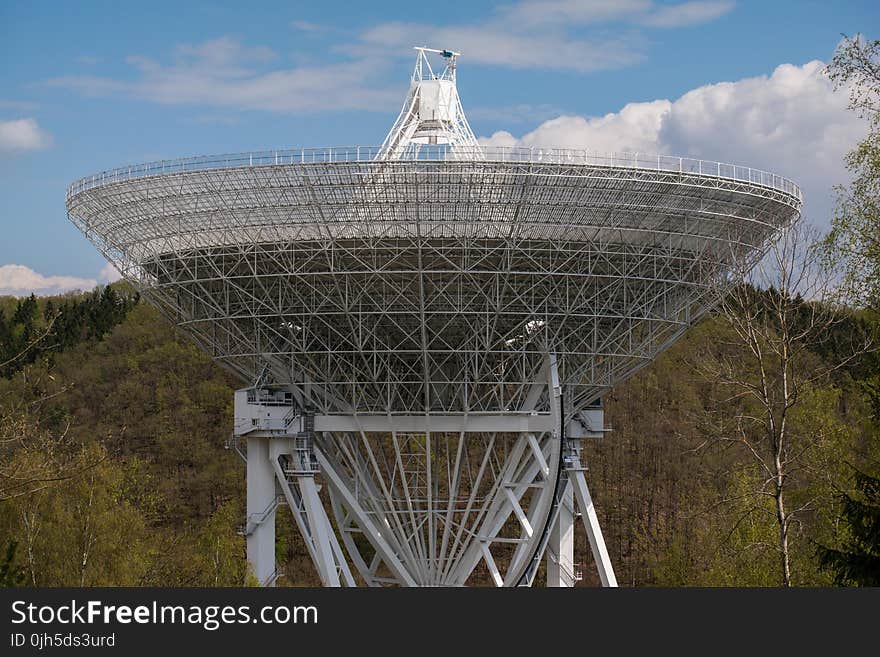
left=67, top=47, right=801, bottom=587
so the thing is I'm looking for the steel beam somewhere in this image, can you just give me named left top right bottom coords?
left=547, top=482, right=576, bottom=587
left=313, top=414, right=554, bottom=434
left=569, top=460, right=618, bottom=587
left=246, top=436, right=277, bottom=587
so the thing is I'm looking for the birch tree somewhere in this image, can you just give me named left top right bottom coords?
left=699, top=218, right=869, bottom=586
left=825, top=34, right=880, bottom=308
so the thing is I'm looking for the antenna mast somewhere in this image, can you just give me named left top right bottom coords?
left=376, top=47, right=482, bottom=160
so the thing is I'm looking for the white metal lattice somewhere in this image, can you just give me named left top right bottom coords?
left=66, top=48, right=801, bottom=587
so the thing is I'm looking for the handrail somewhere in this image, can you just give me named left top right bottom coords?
left=67, top=145, right=801, bottom=202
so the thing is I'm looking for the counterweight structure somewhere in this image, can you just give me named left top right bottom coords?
left=67, top=48, right=802, bottom=587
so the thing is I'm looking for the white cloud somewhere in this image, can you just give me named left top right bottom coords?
left=98, top=263, right=122, bottom=284
left=359, top=22, right=645, bottom=73
left=357, top=1, right=734, bottom=73
left=50, top=37, right=398, bottom=113
left=495, top=0, right=734, bottom=29
left=640, top=1, right=735, bottom=28
left=49, top=4, right=736, bottom=114
left=0, top=265, right=97, bottom=297
left=191, top=113, right=241, bottom=126
left=479, top=60, right=867, bottom=226
left=481, top=99, right=672, bottom=152
left=481, top=130, right=520, bottom=148
left=0, top=100, right=39, bottom=111
left=469, top=103, right=567, bottom=124
left=0, top=118, right=52, bottom=153
left=173, top=35, right=276, bottom=68
left=499, top=0, right=654, bottom=27
left=291, top=20, right=328, bottom=34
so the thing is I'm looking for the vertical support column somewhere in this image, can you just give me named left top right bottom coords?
left=547, top=481, right=575, bottom=587
left=246, top=436, right=277, bottom=586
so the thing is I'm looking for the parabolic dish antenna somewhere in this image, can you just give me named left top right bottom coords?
left=67, top=47, right=801, bottom=587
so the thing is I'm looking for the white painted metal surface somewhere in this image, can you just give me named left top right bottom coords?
left=67, top=145, right=802, bottom=200
left=567, top=444, right=618, bottom=587
left=547, top=483, right=576, bottom=587
left=245, top=437, right=278, bottom=586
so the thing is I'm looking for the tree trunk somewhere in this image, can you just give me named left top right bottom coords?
left=774, top=474, right=792, bottom=587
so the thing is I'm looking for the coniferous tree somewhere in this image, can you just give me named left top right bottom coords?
left=817, top=468, right=880, bottom=586
left=0, top=541, right=26, bottom=587
left=43, top=299, right=55, bottom=323
left=0, top=309, right=10, bottom=364
left=0, top=285, right=139, bottom=377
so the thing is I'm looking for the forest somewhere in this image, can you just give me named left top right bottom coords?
left=1, top=37, right=878, bottom=588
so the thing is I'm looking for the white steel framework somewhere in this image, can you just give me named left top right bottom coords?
left=66, top=47, right=802, bottom=587
left=377, top=48, right=480, bottom=160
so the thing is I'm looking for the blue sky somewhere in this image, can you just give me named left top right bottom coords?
left=1, top=0, right=877, bottom=294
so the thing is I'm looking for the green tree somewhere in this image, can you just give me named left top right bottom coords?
left=1, top=298, right=244, bottom=586
left=194, top=501, right=247, bottom=586
left=826, top=35, right=880, bottom=307
left=694, top=220, right=868, bottom=586
left=817, top=467, right=880, bottom=585
left=0, top=540, right=26, bottom=586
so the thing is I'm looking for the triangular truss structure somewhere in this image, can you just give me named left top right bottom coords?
left=235, top=354, right=618, bottom=587
left=377, top=47, right=482, bottom=161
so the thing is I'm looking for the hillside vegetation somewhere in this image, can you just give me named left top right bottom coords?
left=0, top=282, right=877, bottom=586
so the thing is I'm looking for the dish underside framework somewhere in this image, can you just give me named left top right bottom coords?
left=67, top=48, right=801, bottom=587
